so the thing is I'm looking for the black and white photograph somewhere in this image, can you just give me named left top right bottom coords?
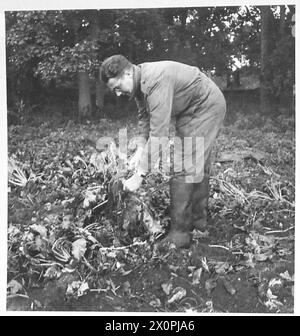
left=3, top=0, right=297, bottom=315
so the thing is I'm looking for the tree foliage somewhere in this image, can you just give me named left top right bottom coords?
left=5, top=6, right=295, bottom=118
left=7, top=11, right=101, bottom=85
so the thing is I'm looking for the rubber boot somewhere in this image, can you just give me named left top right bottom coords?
left=157, top=177, right=193, bottom=248
left=192, top=175, right=210, bottom=230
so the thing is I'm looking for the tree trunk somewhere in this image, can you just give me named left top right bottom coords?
left=89, top=9, right=106, bottom=116
left=279, top=5, right=286, bottom=38
left=95, top=78, right=105, bottom=116
left=260, top=6, right=273, bottom=115
left=233, top=70, right=240, bottom=88
left=226, top=71, right=233, bottom=89
left=78, top=71, right=92, bottom=119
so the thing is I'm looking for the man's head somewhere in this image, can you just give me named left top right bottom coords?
left=100, top=55, right=134, bottom=97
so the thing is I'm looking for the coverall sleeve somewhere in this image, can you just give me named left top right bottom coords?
left=139, top=74, right=174, bottom=173
left=135, top=96, right=150, bottom=147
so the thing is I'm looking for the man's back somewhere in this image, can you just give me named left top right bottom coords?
left=139, top=60, right=218, bottom=117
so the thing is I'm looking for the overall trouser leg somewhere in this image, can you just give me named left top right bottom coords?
left=157, top=78, right=226, bottom=248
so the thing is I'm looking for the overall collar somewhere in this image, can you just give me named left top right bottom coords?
left=129, top=64, right=142, bottom=100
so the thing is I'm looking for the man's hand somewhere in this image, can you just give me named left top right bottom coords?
left=128, top=147, right=144, bottom=170
left=123, top=173, right=143, bottom=192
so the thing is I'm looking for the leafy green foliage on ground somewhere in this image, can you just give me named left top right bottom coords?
left=7, top=112, right=294, bottom=313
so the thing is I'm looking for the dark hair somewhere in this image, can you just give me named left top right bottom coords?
left=100, top=55, right=132, bottom=83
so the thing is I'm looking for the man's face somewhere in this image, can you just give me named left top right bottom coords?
left=107, top=70, right=133, bottom=97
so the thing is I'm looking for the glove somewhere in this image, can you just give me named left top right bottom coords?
left=128, top=147, right=144, bottom=170
left=123, top=173, right=144, bottom=192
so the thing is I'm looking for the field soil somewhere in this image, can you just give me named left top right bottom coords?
left=7, top=112, right=295, bottom=313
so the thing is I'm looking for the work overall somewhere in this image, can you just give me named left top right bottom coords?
left=134, top=61, right=226, bottom=247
